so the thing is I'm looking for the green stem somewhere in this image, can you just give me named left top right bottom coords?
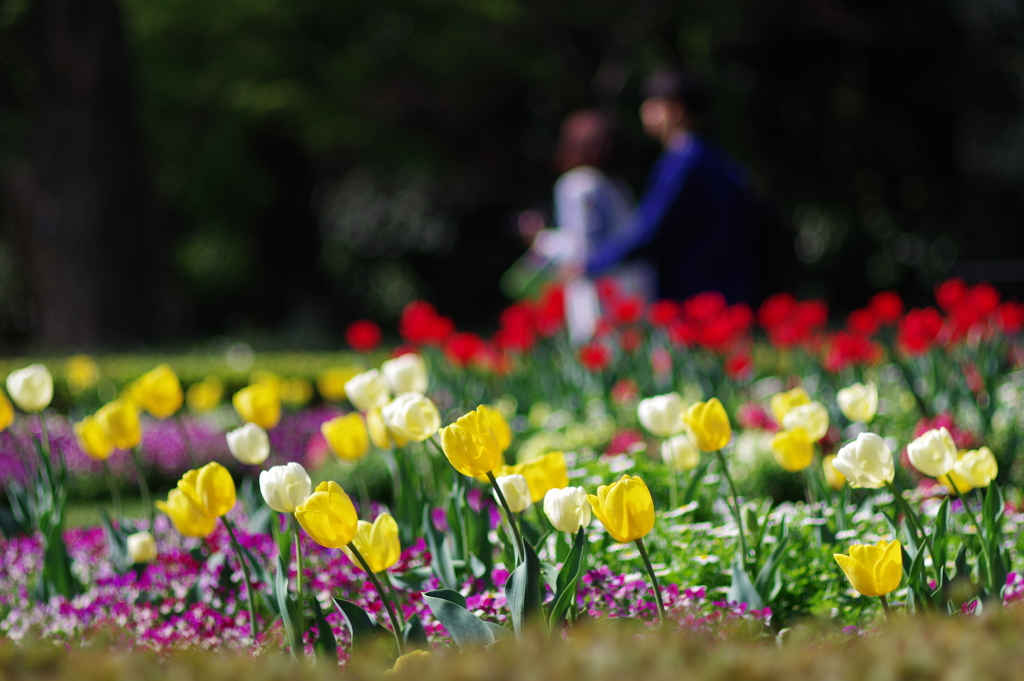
left=947, top=477, right=992, bottom=586
left=884, top=481, right=936, bottom=569
left=487, top=471, right=526, bottom=564
left=38, top=413, right=63, bottom=485
left=222, top=516, right=259, bottom=645
left=354, top=471, right=372, bottom=521
left=291, top=514, right=307, bottom=644
left=713, top=449, right=748, bottom=562
left=380, top=571, right=405, bottom=628
left=879, top=594, right=892, bottom=621
left=668, top=463, right=678, bottom=510
left=635, top=537, right=666, bottom=626
left=130, top=447, right=154, bottom=529
left=347, top=543, right=405, bottom=654
left=102, top=460, right=123, bottom=519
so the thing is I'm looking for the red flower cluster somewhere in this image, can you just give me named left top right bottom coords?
left=757, top=293, right=828, bottom=349
left=579, top=342, right=612, bottom=372
left=661, top=292, right=754, bottom=355
left=399, top=301, right=455, bottom=346
left=344, top=319, right=382, bottom=352
left=824, top=331, right=882, bottom=372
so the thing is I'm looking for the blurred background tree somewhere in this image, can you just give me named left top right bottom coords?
left=0, top=0, right=1023, bottom=349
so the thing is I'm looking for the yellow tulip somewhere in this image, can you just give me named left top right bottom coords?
left=178, top=462, right=236, bottom=518
left=250, top=370, right=282, bottom=395
left=478, top=404, right=512, bottom=452
left=365, top=407, right=407, bottom=450
left=386, top=650, right=433, bottom=676
left=587, top=474, right=655, bottom=543
left=75, top=416, right=114, bottom=461
left=96, top=399, right=142, bottom=450
left=822, top=454, right=846, bottom=491
left=496, top=452, right=569, bottom=503
left=770, top=387, right=810, bottom=425
left=322, top=413, right=370, bottom=462
left=834, top=540, right=902, bottom=597
left=682, top=398, right=732, bottom=452
left=233, top=383, right=281, bottom=430
left=343, top=513, right=401, bottom=573
left=65, top=354, right=100, bottom=394
left=439, top=408, right=502, bottom=477
left=156, top=488, right=217, bottom=538
left=186, top=377, right=224, bottom=413
left=295, top=481, right=359, bottom=549
left=952, top=446, right=998, bottom=489
left=134, top=364, right=183, bottom=419
left=317, top=366, right=362, bottom=402
left=0, top=391, right=12, bottom=433
left=280, top=377, right=313, bottom=407
left=770, top=428, right=814, bottom=472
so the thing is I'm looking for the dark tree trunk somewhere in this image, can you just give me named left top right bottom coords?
left=7, top=0, right=156, bottom=348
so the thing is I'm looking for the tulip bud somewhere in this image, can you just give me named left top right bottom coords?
left=75, top=416, right=114, bottom=461
left=96, top=399, right=142, bottom=450
left=782, top=402, right=829, bottom=442
left=769, top=387, right=809, bottom=425
left=317, top=366, right=360, bottom=402
left=344, top=513, right=401, bottom=573
left=831, top=432, right=894, bottom=489
left=494, top=474, right=532, bottom=513
left=439, top=407, right=502, bottom=477
left=478, top=404, right=512, bottom=452
left=543, top=486, right=592, bottom=533
left=834, top=540, right=902, bottom=597
left=322, top=413, right=370, bottom=462
left=0, top=391, right=14, bottom=433
left=682, top=398, right=732, bottom=452
left=65, top=355, right=100, bottom=394
left=822, top=454, right=846, bottom=491
left=344, top=369, right=390, bottom=412
left=156, top=488, right=216, bottom=537
left=382, top=392, right=440, bottom=442
left=907, top=427, right=957, bottom=478
left=226, top=422, right=270, bottom=466
left=661, top=434, right=700, bottom=472
left=381, top=354, right=429, bottom=395
left=178, top=462, right=236, bottom=518
left=770, top=428, right=814, bottom=472
left=126, top=531, right=158, bottom=564
left=953, top=446, right=998, bottom=489
left=135, top=364, right=184, bottom=419
left=837, top=382, right=878, bottom=423
left=295, top=481, right=359, bottom=549
left=587, top=474, right=655, bottom=543
left=637, top=393, right=685, bottom=437
left=186, top=377, right=224, bottom=413
left=259, top=462, right=312, bottom=513
left=6, top=364, right=53, bottom=413
left=233, top=383, right=281, bottom=430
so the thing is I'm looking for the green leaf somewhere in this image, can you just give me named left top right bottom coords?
left=754, top=517, right=790, bottom=603
left=423, top=588, right=467, bottom=609
left=275, top=554, right=303, bottom=655
left=422, top=506, right=458, bottom=590
left=422, top=589, right=495, bottom=649
left=312, top=596, right=337, bottom=662
left=504, top=540, right=543, bottom=637
left=726, top=552, right=764, bottom=610
left=333, top=598, right=390, bottom=652
left=682, top=458, right=712, bottom=505
left=547, top=527, right=587, bottom=632
left=402, top=615, right=429, bottom=650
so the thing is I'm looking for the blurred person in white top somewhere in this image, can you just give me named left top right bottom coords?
left=532, top=110, right=655, bottom=342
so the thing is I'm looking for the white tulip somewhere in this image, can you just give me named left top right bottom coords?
left=344, top=369, right=390, bottom=412
left=907, top=427, right=957, bottom=478
left=259, top=462, right=312, bottom=513
left=381, top=354, right=428, bottom=395
left=637, top=393, right=685, bottom=437
left=381, top=392, right=440, bottom=442
left=661, top=433, right=701, bottom=472
left=955, top=447, right=998, bottom=488
left=126, top=531, right=158, bottom=564
left=6, top=364, right=53, bottom=413
left=832, top=432, right=895, bottom=489
left=543, top=486, right=592, bottom=533
left=495, top=474, right=532, bottom=513
left=226, top=422, right=270, bottom=465
left=837, top=382, right=878, bottom=423
left=782, top=402, right=829, bottom=442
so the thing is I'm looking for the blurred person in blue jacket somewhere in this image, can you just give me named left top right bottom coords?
left=581, top=69, right=757, bottom=303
